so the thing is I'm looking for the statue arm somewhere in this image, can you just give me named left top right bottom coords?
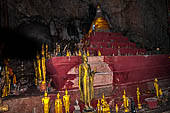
left=42, top=98, right=44, bottom=104
left=79, top=65, right=82, bottom=90
left=63, top=97, right=65, bottom=106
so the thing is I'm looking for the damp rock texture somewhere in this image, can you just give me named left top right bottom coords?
left=2, top=0, right=169, bottom=52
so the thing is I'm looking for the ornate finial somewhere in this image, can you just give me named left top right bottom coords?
left=96, top=3, right=101, bottom=12
left=57, top=93, right=60, bottom=99
left=65, top=89, right=68, bottom=95
left=124, top=89, right=126, bottom=95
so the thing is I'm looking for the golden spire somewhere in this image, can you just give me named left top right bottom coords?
left=87, top=3, right=110, bottom=36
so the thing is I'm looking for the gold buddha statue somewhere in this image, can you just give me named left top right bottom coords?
left=88, top=4, right=110, bottom=37
left=63, top=89, right=70, bottom=113
left=55, top=93, right=62, bottom=113
left=42, top=91, right=50, bottom=113
left=79, top=54, right=96, bottom=110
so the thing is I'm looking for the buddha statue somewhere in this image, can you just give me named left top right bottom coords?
left=36, top=54, right=42, bottom=82
left=136, top=87, right=142, bottom=110
left=42, top=91, right=50, bottom=113
left=42, top=44, right=46, bottom=83
left=63, top=89, right=70, bottom=113
left=79, top=54, right=96, bottom=111
left=55, top=93, right=62, bottom=113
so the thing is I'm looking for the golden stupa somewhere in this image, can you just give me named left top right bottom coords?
left=88, top=4, right=110, bottom=37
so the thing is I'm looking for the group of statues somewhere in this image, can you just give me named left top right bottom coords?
left=42, top=89, right=70, bottom=113
left=33, top=44, right=51, bottom=91
left=1, top=59, right=17, bottom=97
left=41, top=45, right=166, bottom=113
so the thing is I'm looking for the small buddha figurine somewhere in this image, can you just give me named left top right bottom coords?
left=97, top=99, right=101, bottom=113
left=101, top=93, right=110, bottom=113
left=123, top=89, right=129, bottom=112
left=63, top=89, right=70, bottom=113
left=78, top=50, right=81, bottom=56
left=136, top=87, right=142, bottom=110
left=154, top=78, right=159, bottom=100
left=56, top=44, right=61, bottom=56
left=55, top=93, right=62, bottom=113
left=101, top=93, right=105, bottom=105
left=66, top=50, right=70, bottom=56
left=42, top=91, right=50, bottom=113
left=98, top=50, right=101, bottom=56
left=87, top=50, right=90, bottom=56
left=42, top=45, right=46, bottom=83
left=159, top=88, right=163, bottom=99
left=73, top=99, right=81, bottom=113
left=115, top=104, right=118, bottom=113
left=36, top=54, right=42, bottom=81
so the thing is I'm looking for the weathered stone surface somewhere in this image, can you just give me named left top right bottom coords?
left=5, top=0, right=169, bottom=53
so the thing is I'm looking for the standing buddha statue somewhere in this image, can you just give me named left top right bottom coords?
left=97, top=99, right=101, bottom=113
left=55, top=93, right=62, bottom=113
left=154, top=78, right=159, bottom=100
left=136, top=87, right=142, bottom=110
left=79, top=54, right=95, bottom=110
left=42, top=91, right=50, bottom=113
left=63, top=89, right=70, bottom=113
left=36, top=54, right=42, bottom=82
left=42, top=44, right=46, bottom=83
left=123, top=89, right=129, bottom=113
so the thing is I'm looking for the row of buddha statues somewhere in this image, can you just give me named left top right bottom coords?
left=41, top=87, right=145, bottom=113
left=33, top=44, right=52, bottom=92
left=41, top=77, right=164, bottom=113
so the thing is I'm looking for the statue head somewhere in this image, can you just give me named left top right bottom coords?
left=102, top=93, right=105, bottom=99
left=137, top=87, right=139, bottom=91
left=82, top=54, right=88, bottom=63
left=46, top=44, right=48, bottom=49
left=57, top=93, right=60, bottom=99
left=36, top=54, right=40, bottom=59
left=65, top=89, right=68, bottom=95
left=42, top=44, right=45, bottom=56
left=123, top=89, right=126, bottom=95
left=44, top=91, right=48, bottom=97
left=154, top=78, right=158, bottom=82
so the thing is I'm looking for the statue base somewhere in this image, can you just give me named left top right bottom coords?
left=82, top=108, right=96, bottom=113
